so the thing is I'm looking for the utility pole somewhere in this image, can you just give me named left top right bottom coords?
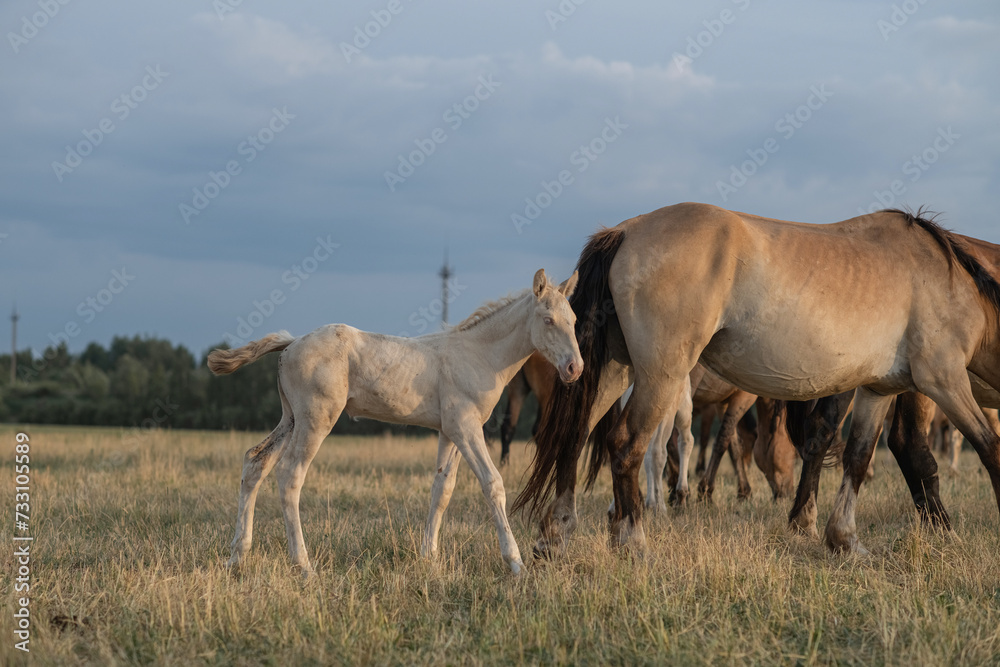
left=10, top=303, right=18, bottom=385
left=439, top=249, right=452, bottom=328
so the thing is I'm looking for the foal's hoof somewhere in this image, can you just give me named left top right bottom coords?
left=508, top=559, right=525, bottom=576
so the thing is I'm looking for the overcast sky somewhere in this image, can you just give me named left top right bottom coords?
left=2, top=0, right=998, bottom=359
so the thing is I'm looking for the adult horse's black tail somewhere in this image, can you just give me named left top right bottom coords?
left=512, top=226, right=627, bottom=517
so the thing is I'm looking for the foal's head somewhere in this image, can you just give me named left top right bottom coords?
left=529, top=269, right=584, bottom=383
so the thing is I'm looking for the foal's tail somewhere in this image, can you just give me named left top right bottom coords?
left=512, top=226, right=627, bottom=517
left=207, top=331, right=296, bottom=375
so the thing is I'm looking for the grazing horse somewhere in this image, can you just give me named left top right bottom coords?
left=514, top=203, right=1000, bottom=559
left=207, top=269, right=583, bottom=576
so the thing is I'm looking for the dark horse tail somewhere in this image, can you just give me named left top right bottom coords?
left=511, top=226, right=627, bottom=517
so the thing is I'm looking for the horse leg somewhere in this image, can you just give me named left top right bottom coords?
left=608, top=375, right=686, bottom=552
left=672, top=375, right=696, bottom=505
left=643, top=419, right=671, bottom=512
left=274, top=403, right=340, bottom=576
left=695, top=405, right=714, bottom=476
left=947, top=424, right=963, bottom=474
left=499, top=373, right=527, bottom=467
left=885, top=392, right=951, bottom=530
left=422, top=433, right=461, bottom=560
left=534, top=360, right=631, bottom=560
left=733, top=404, right=758, bottom=500
left=918, top=375, right=1000, bottom=521
left=698, top=391, right=756, bottom=501
left=665, top=430, right=680, bottom=505
left=754, top=397, right=797, bottom=500
left=752, top=398, right=777, bottom=497
left=228, top=416, right=292, bottom=568
left=787, top=392, right=854, bottom=536
left=697, top=402, right=729, bottom=502
left=770, top=424, right=798, bottom=500
left=445, top=416, right=523, bottom=575
left=825, top=388, right=894, bottom=554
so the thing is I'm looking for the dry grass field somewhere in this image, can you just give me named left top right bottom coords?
left=2, top=424, right=1000, bottom=666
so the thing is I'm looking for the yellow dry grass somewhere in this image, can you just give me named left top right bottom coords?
left=1, top=424, right=999, bottom=665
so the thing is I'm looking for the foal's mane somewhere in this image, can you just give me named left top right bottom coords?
left=889, top=207, right=1000, bottom=322
left=453, top=289, right=530, bottom=332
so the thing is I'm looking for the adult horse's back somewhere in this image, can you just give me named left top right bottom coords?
left=514, top=202, right=1000, bottom=558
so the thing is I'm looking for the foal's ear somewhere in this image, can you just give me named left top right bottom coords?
left=533, top=268, right=548, bottom=297
left=559, top=271, right=579, bottom=299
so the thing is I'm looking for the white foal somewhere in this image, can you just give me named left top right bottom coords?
left=208, top=269, right=583, bottom=576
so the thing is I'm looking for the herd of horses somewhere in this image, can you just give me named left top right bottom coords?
left=209, top=202, right=1000, bottom=577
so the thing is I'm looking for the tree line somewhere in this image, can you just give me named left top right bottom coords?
left=0, top=335, right=531, bottom=439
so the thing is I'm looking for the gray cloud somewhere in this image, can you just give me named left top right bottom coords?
left=1, top=0, right=998, bottom=357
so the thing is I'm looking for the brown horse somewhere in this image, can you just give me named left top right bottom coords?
left=514, top=203, right=1000, bottom=558
left=783, top=231, right=1000, bottom=540
left=498, top=352, right=553, bottom=466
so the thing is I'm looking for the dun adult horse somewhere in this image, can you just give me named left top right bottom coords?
left=783, top=231, right=1000, bottom=540
left=514, top=203, right=1000, bottom=558
left=208, top=269, right=583, bottom=576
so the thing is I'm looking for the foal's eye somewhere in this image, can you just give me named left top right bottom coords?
left=544, top=317, right=554, bottom=326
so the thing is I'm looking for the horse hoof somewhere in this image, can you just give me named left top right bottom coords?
left=825, top=532, right=870, bottom=556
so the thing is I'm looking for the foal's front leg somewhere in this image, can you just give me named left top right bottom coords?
left=422, top=433, right=461, bottom=560
left=444, top=414, right=524, bottom=575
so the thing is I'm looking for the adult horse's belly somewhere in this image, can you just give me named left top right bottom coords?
left=698, top=318, right=910, bottom=401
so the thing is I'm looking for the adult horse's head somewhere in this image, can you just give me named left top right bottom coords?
left=529, top=269, right=583, bottom=383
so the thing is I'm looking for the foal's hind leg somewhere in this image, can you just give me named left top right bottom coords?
left=643, top=419, right=671, bottom=512
left=228, top=418, right=292, bottom=568
left=422, top=434, right=461, bottom=560
left=826, top=388, right=894, bottom=554
left=274, top=407, right=340, bottom=575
